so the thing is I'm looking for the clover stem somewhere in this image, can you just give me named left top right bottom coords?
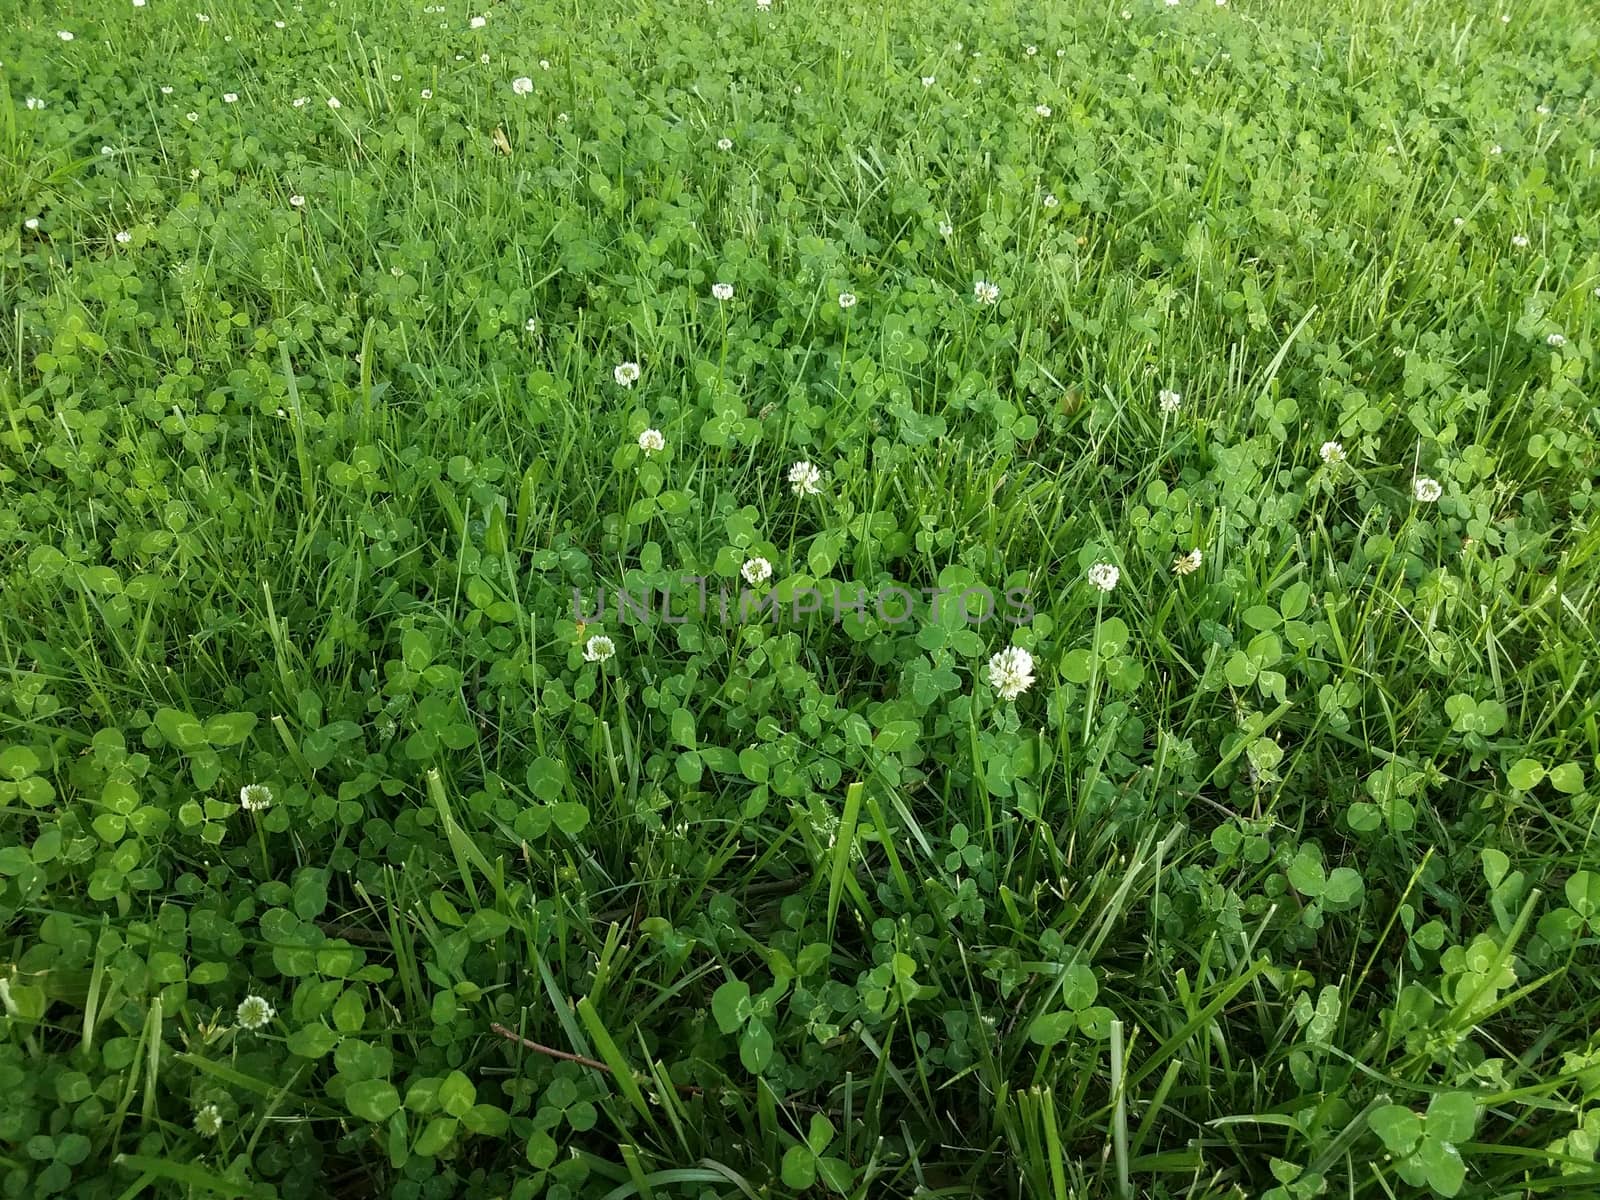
left=1084, top=593, right=1104, bottom=742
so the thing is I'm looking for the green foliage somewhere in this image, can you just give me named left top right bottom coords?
left=1370, top=1093, right=1479, bottom=1197
left=3, top=0, right=1600, bottom=1197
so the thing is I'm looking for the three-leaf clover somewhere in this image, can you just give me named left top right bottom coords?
left=1371, top=1092, right=1477, bottom=1196
left=781, top=1113, right=850, bottom=1192
left=712, top=977, right=776, bottom=1073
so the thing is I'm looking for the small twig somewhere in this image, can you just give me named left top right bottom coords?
left=316, top=922, right=393, bottom=946
left=489, top=1022, right=839, bottom=1113
left=490, top=1023, right=705, bottom=1097
left=489, top=1024, right=614, bottom=1075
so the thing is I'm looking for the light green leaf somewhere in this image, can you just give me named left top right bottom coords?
left=1413, top=1133, right=1466, bottom=1196
left=1564, top=871, right=1600, bottom=919
left=1425, top=1092, right=1477, bottom=1144
left=286, top=1024, right=340, bottom=1059
left=712, top=979, right=750, bottom=1034
left=1549, top=762, right=1585, bottom=794
left=781, top=1145, right=816, bottom=1190
left=1506, top=759, right=1545, bottom=791
left=1027, top=1012, right=1077, bottom=1047
left=739, top=1018, right=774, bottom=1072
left=204, top=712, right=258, bottom=747
left=1369, top=1104, right=1423, bottom=1156
left=1061, top=963, right=1098, bottom=1010
left=670, top=707, right=697, bottom=749
left=438, top=1070, right=475, bottom=1118
left=346, top=1080, right=400, bottom=1123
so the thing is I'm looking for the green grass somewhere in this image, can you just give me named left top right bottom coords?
left=3, top=0, right=1600, bottom=1196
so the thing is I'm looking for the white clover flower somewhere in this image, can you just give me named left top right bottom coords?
left=197, top=12, right=210, bottom=21
left=195, top=1105, right=223, bottom=1136
left=1087, top=562, right=1120, bottom=592
left=922, top=76, right=935, bottom=87
left=115, top=231, right=132, bottom=245
left=480, top=54, right=490, bottom=64
left=1158, top=388, right=1181, bottom=414
left=135, top=0, right=148, bottom=6
left=239, top=783, right=273, bottom=811
left=1042, top=193, right=1058, bottom=208
left=289, top=194, right=306, bottom=207
left=58, top=30, right=75, bottom=41
left=292, top=96, right=309, bottom=107
left=741, top=557, right=773, bottom=586
left=26, top=97, right=46, bottom=110
left=223, top=93, right=238, bottom=103
left=1501, top=12, right=1510, bottom=20
left=512, top=77, right=533, bottom=95
left=101, top=145, right=115, bottom=156
left=986, top=646, right=1035, bottom=701
left=583, top=634, right=616, bottom=663
left=938, top=220, right=953, bottom=237
left=1165, top=0, right=1179, bottom=6
left=24, top=218, right=40, bottom=231
left=275, top=18, right=286, bottom=26
left=1547, top=333, right=1566, bottom=348
left=327, top=96, right=341, bottom=109
left=524, top=317, right=538, bottom=332
left=236, top=995, right=275, bottom=1030
left=161, top=85, right=174, bottom=94
left=1172, top=548, right=1203, bottom=576
left=1320, top=440, right=1345, bottom=465
left=1122, top=9, right=1132, bottom=17
left=1026, top=44, right=1038, bottom=55
left=788, top=460, right=823, bottom=496
left=1536, top=104, right=1550, bottom=115
left=1034, top=103, right=1052, bottom=117
left=1489, top=144, right=1502, bottom=156
left=539, top=59, right=551, bottom=70
left=470, top=14, right=487, bottom=27
left=390, top=265, right=404, bottom=277
left=838, top=291, right=858, bottom=309
left=613, top=361, right=641, bottom=387
left=555, top=111, right=568, bottom=122
left=716, top=137, right=733, bottom=151
left=974, top=280, right=1000, bottom=305
left=1413, top=476, right=1442, bottom=503
left=187, top=111, right=200, bottom=121
left=712, top=282, right=734, bottom=300
left=1453, top=216, right=1464, bottom=227
left=756, top=0, right=771, bottom=9
left=421, top=89, right=433, bottom=99
left=638, top=428, right=665, bottom=454
left=391, top=74, right=401, bottom=82
left=1511, top=234, right=1529, bottom=247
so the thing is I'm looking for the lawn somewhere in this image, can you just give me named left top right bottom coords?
left=3, top=0, right=1600, bottom=1196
